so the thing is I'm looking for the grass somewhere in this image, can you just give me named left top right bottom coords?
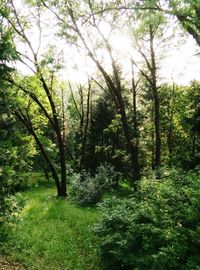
left=3, top=186, right=100, bottom=270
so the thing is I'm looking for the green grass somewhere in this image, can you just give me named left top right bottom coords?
left=3, top=186, right=100, bottom=270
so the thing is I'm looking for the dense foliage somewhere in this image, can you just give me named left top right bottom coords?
left=0, top=5, right=25, bottom=240
left=94, top=168, right=200, bottom=270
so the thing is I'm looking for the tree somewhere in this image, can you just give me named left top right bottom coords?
left=68, top=80, right=92, bottom=170
left=137, top=1, right=200, bottom=48
left=130, top=9, right=169, bottom=170
left=1, top=1, right=68, bottom=197
left=42, top=0, right=140, bottom=182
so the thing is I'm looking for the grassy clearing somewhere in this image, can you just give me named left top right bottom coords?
left=3, top=186, right=100, bottom=270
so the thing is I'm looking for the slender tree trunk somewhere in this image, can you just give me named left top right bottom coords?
left=131, top=62, right=139, bottom=164
left=43, top=167, right=49, bottom=180
left=40, top=76, right=67, bottom=197
left=61, top=87, right=66, bottom=142
left=151, top=107, right=155, bottom=169
left=152, top=90, right=161, bottom=169
left=167, top=83, right=175, bottom=167
left=80, top=82, right=91, bottom=170
left=15, top=111, right=63, bottom=196
left=192, top=134, right=196, bottom=157
left=167, top=117, right=173, bottom=167
left=149, top=25, right=161, bottom=170
left=79, top=84, right=84, bottom=145
left=115, top=88, right=140, bottom=180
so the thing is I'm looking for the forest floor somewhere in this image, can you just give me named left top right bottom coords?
left=0, top=256, right=26, bottom=270
left=1, top=185, right=100, bottom=270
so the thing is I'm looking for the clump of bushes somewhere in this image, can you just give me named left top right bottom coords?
left=0, top=148, right=25, bottom=241
left=0, top=174, right=23, bottom=242
left=70, top=164, right=121, bottom=205
left=94, top=168, right=200, bottom=270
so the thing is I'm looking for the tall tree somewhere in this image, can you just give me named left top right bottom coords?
left=131, top=11, right=166, bottom=169
left=68, top=80, right=92, bottom=170
left=1, top=0, right=68, bottom=197
left=42, top=0, right=140, bottom=181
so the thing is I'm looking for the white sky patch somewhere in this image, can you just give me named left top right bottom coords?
left=111, top=35, right=133, bottom=55
left=161, top=36, right=200, bottom=85
left=13, top=2, right=200, bottom=86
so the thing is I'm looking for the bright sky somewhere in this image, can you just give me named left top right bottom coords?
left=14, top=2, right=200, bottom=86
left=161, top=36, right=200, bottom=85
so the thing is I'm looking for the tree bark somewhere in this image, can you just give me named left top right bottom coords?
left=40, top=76, right=67, bottom=197
left=15, top=110, right=64, bottom=197
left=80, top=81, right=91, bottom=170
left=131, top=62, right=139, bottom=162
left=149, top=25, right=161, bottom=170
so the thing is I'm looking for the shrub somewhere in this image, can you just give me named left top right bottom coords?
left=70, top=164, right=120, bottom=205
left=0, top=189, right=23, bottom=242
left=95, top=163, right=122, bottom=188
left=0, top=150, right=25, bottom=241
left=94, top=168, right=200, bottom=270
left=70, top=171, right=102, bottom=205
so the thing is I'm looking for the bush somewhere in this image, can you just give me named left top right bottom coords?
left=0, top=151, right=25, bottom=241
left=94, top=168, right=200, bottom=270
left=0, top=191, right=23, bottom=242
left=70, top=171, right=102, bottom=205
left=95, top=163, right=122, bottom=188
left=71, top=164, right=120, bottom=205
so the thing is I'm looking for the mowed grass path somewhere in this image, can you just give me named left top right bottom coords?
left=4, top=186, right=100, bottom=270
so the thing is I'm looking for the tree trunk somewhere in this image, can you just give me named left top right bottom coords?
left=15, top=110, right=65, bottom=197
left=80, top=81, right=91, bottom=170
left=40, top=76, right=67, bottom=197
left=150, top=25, right=161, bottom=170
left=167, top=117, right=173, bottom=167
left=192, top=134, right=196, bottom=157
left=152, top=90, right=161, bottom=169
left=115, top=88, right=140, bottom=180
left=131, top=62, right=139, bottom=169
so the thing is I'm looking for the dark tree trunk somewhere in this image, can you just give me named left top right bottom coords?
left=167, top=118, right=173, bottom=167
left=15, top=110, right=64, bottom=197
left=116, top=89, right=140, bottom=180
left=167, top=83, right=175, bottom=167
left=152, top=90, right=161, bottom=169
left=131, top=62, right=139, bottom=169
left=40, top=76, right=67, bottom=197
left=149, top=25, right=161, bottom=170
left=43, top=167, right=49, bottom=180
left=80, top=81, right=91, bottom=170
left=192, top=134, right=196, bottom=157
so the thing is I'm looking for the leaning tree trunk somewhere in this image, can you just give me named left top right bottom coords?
left=40, top=76, right=67, bottom=197
left=15, top=110, right=64, bottom=197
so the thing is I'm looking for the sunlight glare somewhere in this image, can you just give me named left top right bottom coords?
left=111, top=34, right=132, bottom=55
